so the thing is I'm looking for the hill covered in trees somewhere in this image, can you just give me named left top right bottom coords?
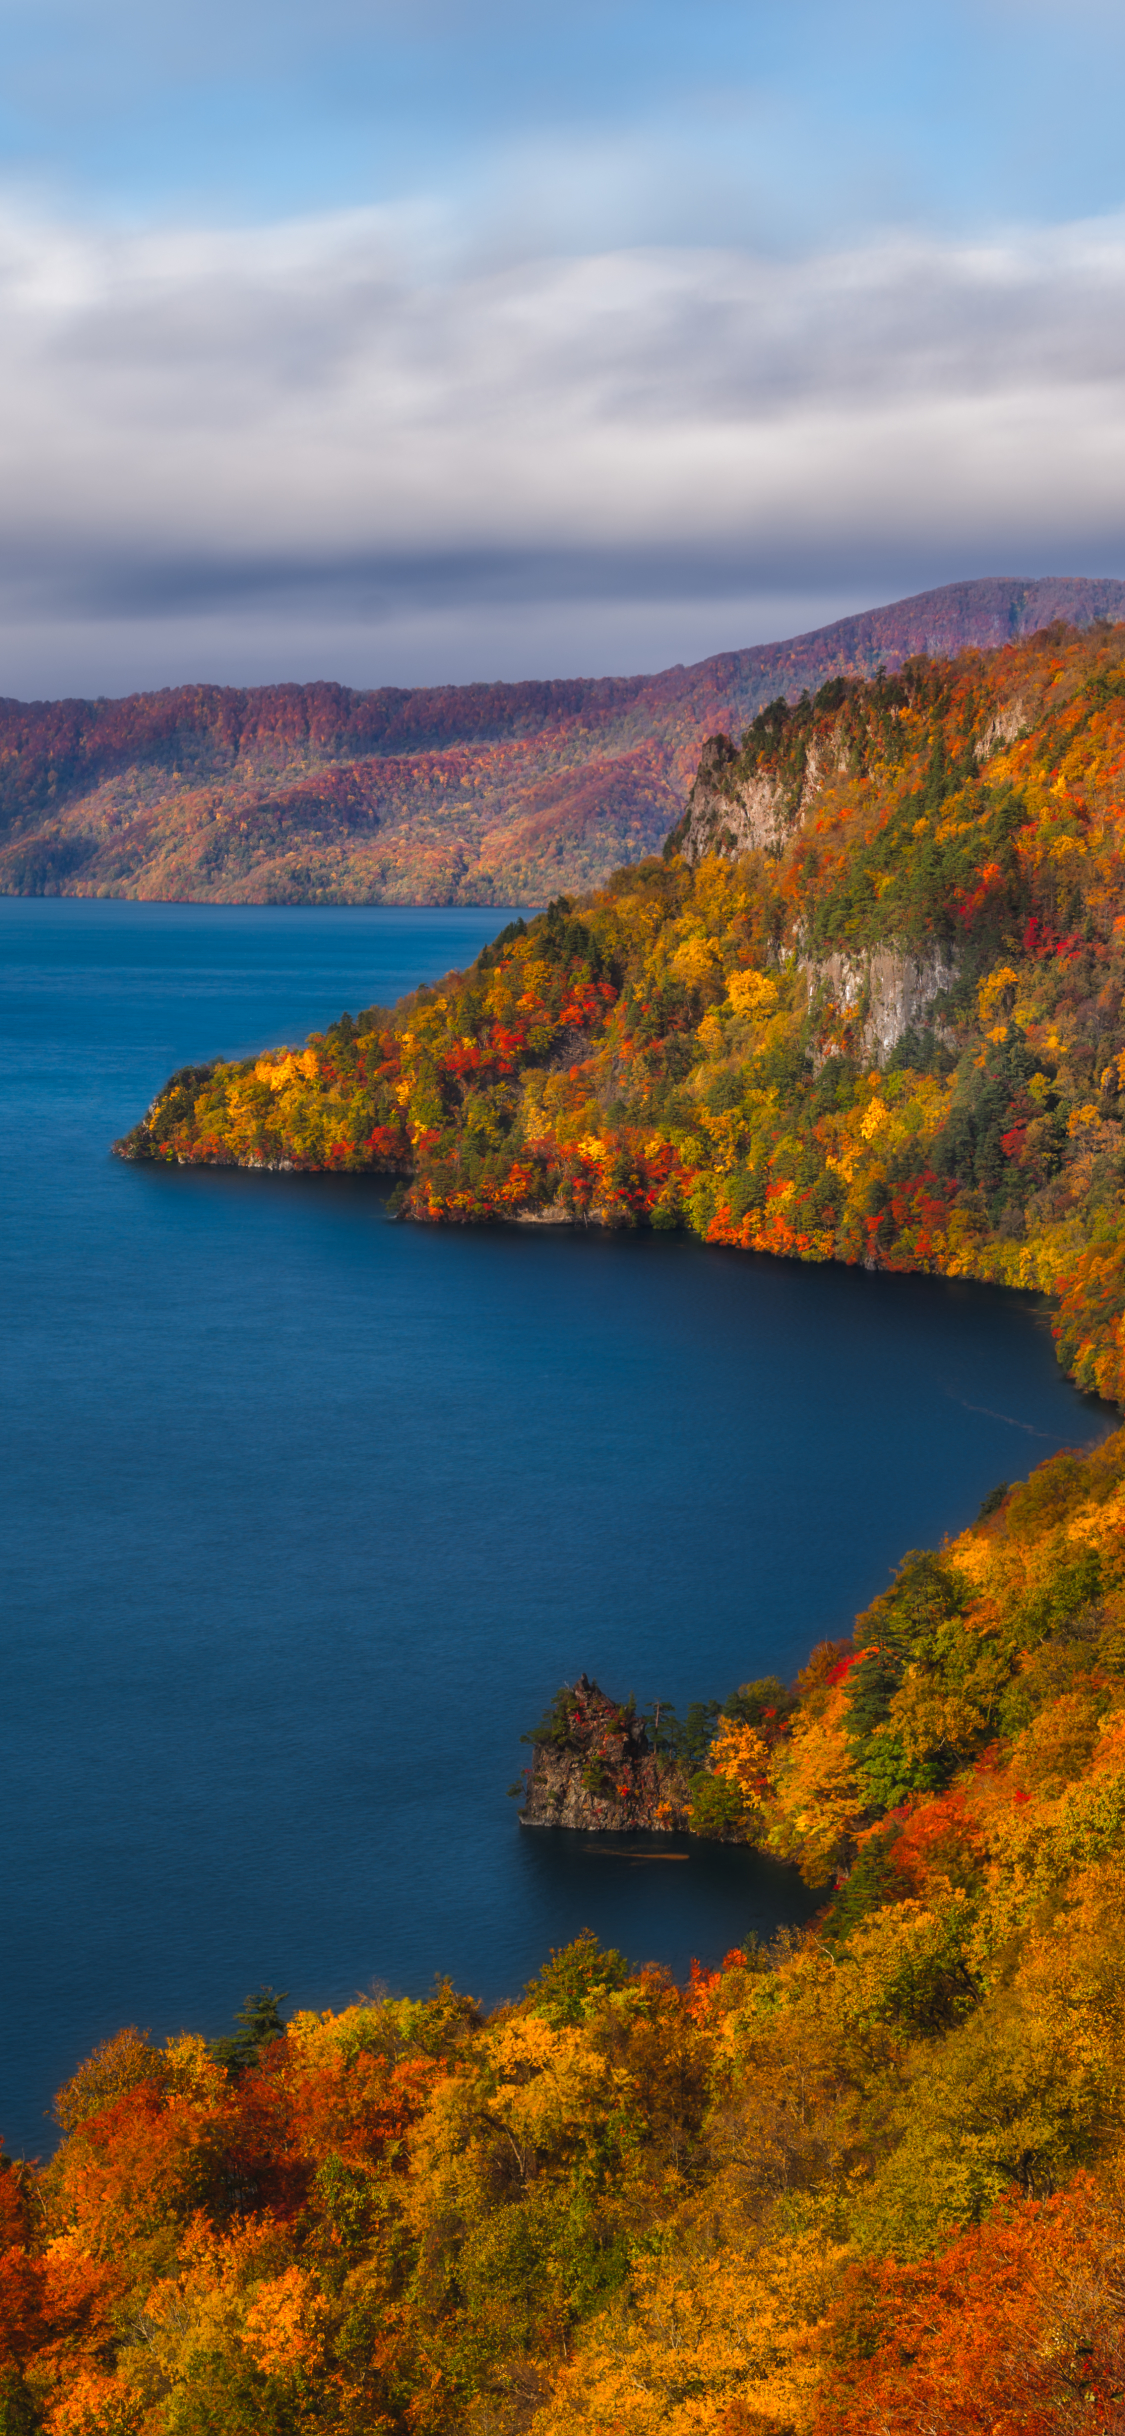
left=5, top=1419, right=1125, bottom=2434
left=24, top=606, right=1125, bottom=2429
left=6, top=575, right=1125, bottom=905
left=117, top=615, right=1125, bottom=1410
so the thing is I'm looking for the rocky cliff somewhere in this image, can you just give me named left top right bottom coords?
left=669, top=727, right=815, bottom=862
left=802, top=944, right=959, bottom=1064
left=517, top=1676, right=692, bottom=1833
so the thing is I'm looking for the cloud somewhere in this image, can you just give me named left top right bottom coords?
left=2, top=200, right=1125, bottom=695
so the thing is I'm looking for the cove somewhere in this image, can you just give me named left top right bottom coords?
left=0, top=896, right=1113, bottom=2158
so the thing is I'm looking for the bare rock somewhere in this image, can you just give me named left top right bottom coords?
left=672, top=733, right=796, bottom=862
left=519, top=1676, right=691, bottom=1833
left=804, top=945, right=958, bottom=1064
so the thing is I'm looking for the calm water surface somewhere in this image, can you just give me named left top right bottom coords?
left=1, top=897, right=1113, bottom=2155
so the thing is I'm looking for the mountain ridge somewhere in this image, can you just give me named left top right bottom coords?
left=5, top=574, right=1124, bottom=904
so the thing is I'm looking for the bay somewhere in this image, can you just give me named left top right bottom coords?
left=0, top=897, right=1112, bottom=2157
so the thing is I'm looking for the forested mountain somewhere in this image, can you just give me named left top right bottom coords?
left=16, top=608, right=1125, bottom=2430
left=118, top=615, right=1125, bottom=1410
left=6, top=1422, right=1125, bottom=2435
left=5, top=575, right=1125, bottom=904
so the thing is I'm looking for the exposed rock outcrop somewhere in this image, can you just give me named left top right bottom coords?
left=804, top=945, right=958, bottom=1064
left=672, top=716, right=857, bottom=864
left=673, top=718, right=961, bottom=1066
left=518, top=1676, right=691, bottom=1832
left=975, top=698, right=1030, bottom=759
left=671, top=733, right=797, bottom=862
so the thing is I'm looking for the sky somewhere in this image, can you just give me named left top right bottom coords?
left=4, top=0, right=1125, bottom=697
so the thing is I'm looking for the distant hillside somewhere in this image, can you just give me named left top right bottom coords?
left=4, top=575, right=1124, bottom=903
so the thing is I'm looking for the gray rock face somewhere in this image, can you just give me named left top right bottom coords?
left=804, top=946, right=958, bottom=1064
left=975, top=697, right=1030, bottom=759
left=675, top=723, right=854, bottom=863
left=519, top=1676, right=691, bottom=1833
left=675, top=733, right=794, bottom=861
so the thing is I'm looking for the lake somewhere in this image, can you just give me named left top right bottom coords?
left=0, top=895, right=1112, bottom=2157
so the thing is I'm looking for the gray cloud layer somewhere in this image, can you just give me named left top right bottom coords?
left=2, top=204, right=1125, bottom=696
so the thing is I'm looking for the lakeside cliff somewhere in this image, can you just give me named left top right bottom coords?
left=116, top=617, right=1125, bottom=1409
left=516, top=1676, right=693, bottom=1832
left=516, top=1673, right=801, bottom=1844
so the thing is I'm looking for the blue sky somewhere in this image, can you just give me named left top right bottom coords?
left=3, top=0, right=1125, bottom=693
left=8, top=0, right=1125, bottom=241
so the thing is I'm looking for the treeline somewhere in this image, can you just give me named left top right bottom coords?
left=118, top=620, right=1125, bottom=1407
left=4, top=1421, right=1125, bottom=2432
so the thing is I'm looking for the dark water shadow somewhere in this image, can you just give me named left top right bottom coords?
left=515, top=1824, right=823, bottom=1979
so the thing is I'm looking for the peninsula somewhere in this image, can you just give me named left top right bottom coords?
left=116, top=616, right=1125, bottom=1409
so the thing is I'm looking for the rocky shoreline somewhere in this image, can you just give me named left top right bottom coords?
left=516, top=1675, right=693, bottom=1834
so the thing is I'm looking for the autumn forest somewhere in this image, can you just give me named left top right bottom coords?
left=5, top=576, right=1124, bottom=907
left=13, top=613, right=1125, bottom=2433
left=118, top=617, right=1125, bottom=1407
left=6, top=1420, right=1125, bottom=2435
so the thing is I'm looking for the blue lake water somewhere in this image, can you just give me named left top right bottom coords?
left=1, top=896, right=1114, bottom=2157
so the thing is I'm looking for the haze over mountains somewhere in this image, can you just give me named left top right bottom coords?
left=4, top=575, right=1124, bottom=906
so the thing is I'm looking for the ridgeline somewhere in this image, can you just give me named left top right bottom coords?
left=6, top=574, right=1125, bottom=904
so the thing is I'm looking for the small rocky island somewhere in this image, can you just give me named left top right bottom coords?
left=516, top=1676, right=693, bottom=1832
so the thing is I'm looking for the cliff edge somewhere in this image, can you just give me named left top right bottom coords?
left=517, top=1676, right=692, bottom=1832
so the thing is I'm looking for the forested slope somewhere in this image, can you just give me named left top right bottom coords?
left=5, top=575, right=1124, bottom=904
left=22, top=610, right=1125, bottom=2427
left=5, top=1422, right=1125, bottom=2435
left=118, top=617, right=1125, bottom=1408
